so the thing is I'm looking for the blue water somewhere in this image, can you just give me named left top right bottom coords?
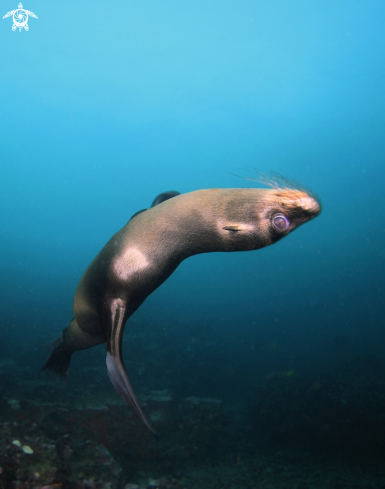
left=1, top=0, right=385, bottom=447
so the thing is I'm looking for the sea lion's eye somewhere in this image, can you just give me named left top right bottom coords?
left=273, top=214, right=290, bottom=231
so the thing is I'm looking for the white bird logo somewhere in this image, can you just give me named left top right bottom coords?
left=3, top=3, right=38, bottom=31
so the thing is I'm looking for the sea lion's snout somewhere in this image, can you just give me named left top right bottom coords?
left=296, top=192, right=322, bottom=222
left=300, top=194, right=321, bottom=215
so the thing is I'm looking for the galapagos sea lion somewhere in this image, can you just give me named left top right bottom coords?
left=150, top=190, right=180, bottom=208
left=129, top=190, right=180, bottom=221
left=42, top=178, right=321, bottom=432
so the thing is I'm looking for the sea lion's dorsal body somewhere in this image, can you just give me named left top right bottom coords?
left=42, top=184, right=321, bottom=432
left=129, top=190, right=180, bottom=222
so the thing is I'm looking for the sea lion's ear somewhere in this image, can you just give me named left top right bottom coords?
left=222, top=225, right=244, bottom=232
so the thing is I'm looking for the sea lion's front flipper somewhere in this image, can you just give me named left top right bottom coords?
left=105, top=299, right=155, bottom=433
left=106, top=352, right=155, bottom=433
left=150, top=190, right=180, bottom=208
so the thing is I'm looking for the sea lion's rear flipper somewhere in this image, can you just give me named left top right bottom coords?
left=105, top=299, right=155, bottom=433
left=41, top=333, right=72, bottom=378
left=41, top=319, right=104, bottom=378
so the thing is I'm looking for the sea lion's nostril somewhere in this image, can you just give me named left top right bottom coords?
left=273, top=214, right=290, bottom=230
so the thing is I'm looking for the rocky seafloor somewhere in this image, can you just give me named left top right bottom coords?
left=1, top=322, right=385, bottom=489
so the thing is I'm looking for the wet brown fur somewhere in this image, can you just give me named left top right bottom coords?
left=42, top=184, right=321, bottom=431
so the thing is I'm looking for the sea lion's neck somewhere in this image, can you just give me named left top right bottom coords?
left=129, top=188, right=264, bottom=264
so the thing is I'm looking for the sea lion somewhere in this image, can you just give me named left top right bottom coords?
left=150, top=190, right=180, bottom=208
left=42, top=178, right=321, bottom=432
left=129, top=190, right=180, bottom=221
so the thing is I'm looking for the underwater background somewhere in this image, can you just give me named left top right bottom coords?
left=1, top=1, right=385, bottom=488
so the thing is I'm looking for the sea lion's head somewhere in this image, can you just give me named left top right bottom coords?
left=257, top=186, right=321, bottom=245
left=219, top=174, right=321, bottom=251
